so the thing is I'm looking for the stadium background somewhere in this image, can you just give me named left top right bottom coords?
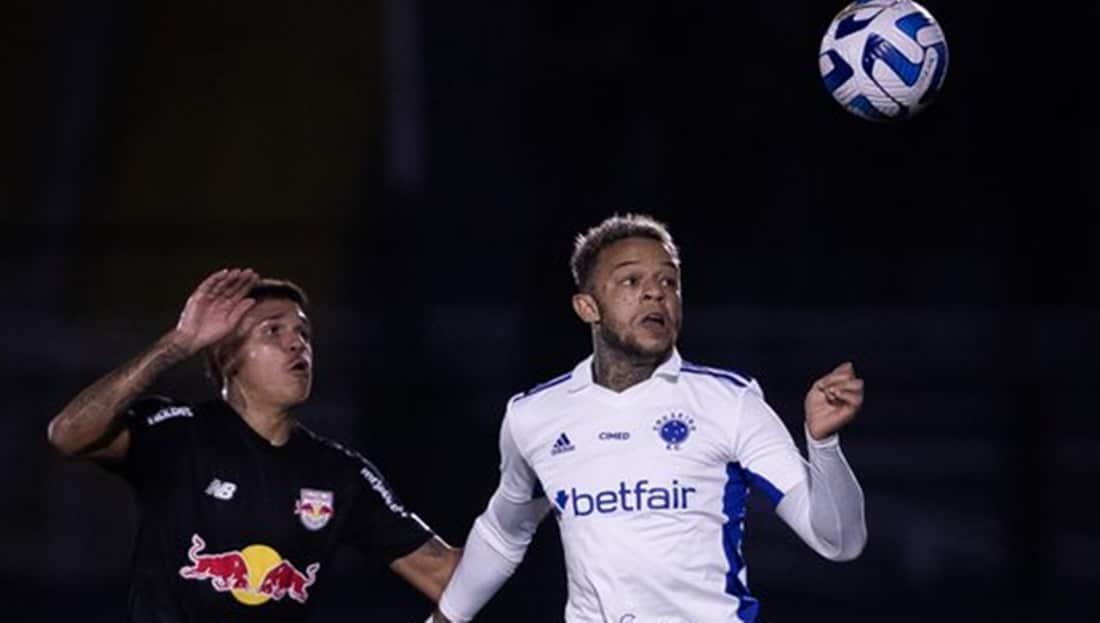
left=3, top=1, right=1096, bottom=621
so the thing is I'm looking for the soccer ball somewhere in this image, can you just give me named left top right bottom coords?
left=818, top=0, right=949, bottom=121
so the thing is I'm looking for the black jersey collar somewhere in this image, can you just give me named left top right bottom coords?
left=209, top=399, right=304, bottom=454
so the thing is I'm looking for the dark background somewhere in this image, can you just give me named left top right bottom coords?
left=5, top=1, right=1097, bottom=621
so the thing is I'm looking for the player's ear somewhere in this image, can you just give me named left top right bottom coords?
left=572, top=292, right=600, bottom=324
left=215, top=338, right=243, bottom=378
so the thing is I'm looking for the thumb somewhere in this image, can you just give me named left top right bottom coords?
left=833, top=361, right=855, bottom=375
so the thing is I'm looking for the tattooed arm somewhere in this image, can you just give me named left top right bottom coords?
left=390, top=536, right=462, bottom=605
left=46, top=268, right=259, bottom=462
left=46, top=334, right=192, bottom=461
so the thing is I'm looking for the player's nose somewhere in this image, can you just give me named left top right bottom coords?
left=642, top=279, right=665, bottom=301
left=287, top=335, right=308, bottom=353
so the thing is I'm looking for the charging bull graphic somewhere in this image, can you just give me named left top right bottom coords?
left=178, top=534, right=320, bottom=605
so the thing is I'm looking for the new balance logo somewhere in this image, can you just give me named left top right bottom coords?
left=205, top=478, right=237, bottom=501
left=550, top=433, right=575, bottom=456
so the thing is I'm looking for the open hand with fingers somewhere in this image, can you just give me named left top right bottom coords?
left=170, top=268, right=260, bottom=356
left=804, top=362, right=864, bottom=441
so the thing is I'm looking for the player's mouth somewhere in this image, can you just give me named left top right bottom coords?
left=639, top=311, right=668, bottom=330
left=287, top=358, right=311, bottom=377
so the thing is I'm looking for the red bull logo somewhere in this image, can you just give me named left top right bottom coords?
left=257, top=560, right=320, bottom=602
left=294, top=488, right=334, bottom=531
left=178, top=534, right=320, bottom=605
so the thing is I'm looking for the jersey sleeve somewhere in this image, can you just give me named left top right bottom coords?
left=437, top=399, right=550, bottom=622
left=729, top=381, right=807, bottom=506
left=475, top=402, right=551, bottom=557
left=774, top=432, right=868, bottom=561
left=731, top=381, right=868, bottom=559
left=340, top=458, right=434, bottom=564
left=116, top=395, right=197, bottom=488
left=495, top=400, right=545, bottom=504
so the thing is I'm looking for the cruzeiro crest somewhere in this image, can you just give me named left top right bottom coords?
left=653, top=412, right=696, bottom=450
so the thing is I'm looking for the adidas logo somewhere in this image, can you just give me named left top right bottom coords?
left=550, top=432, right=575, bottom=456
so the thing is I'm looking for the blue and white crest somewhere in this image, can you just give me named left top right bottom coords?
left=653, top=412, right=696, bottom=450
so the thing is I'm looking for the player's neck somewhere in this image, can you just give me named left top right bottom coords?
left=591, top=339, right=665, bottom=393
left=224, top=385, right=295, bottom=446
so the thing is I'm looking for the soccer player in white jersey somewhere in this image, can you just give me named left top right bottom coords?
left=429, top=214, right=867, bottom=623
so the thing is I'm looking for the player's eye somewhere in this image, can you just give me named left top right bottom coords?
left=298, top=328, right=312, bottom=342
left=621, top=276, right=638, bottom=286
left=662, top=277, right=678, bottom=288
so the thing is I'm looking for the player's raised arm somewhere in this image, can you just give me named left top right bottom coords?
left=46, top=268, right=258, bottom=462
left=775, top=362, right=867, bottom=561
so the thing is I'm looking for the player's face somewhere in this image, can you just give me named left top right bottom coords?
left=580, top=237, right=682, bottom=359
left=228, top=299, right=313, bottom=408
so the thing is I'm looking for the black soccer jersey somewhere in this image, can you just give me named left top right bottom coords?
left=114, top=396, right=433, bottom=622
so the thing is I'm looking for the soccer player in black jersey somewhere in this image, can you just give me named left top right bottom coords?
left=48, top=268, right=457, bottom=622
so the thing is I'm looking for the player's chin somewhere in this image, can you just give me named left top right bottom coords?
left=630, top=333, right=676, bottom=358
left=278, top=379, right=312, bottom=406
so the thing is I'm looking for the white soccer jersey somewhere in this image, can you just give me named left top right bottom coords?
left=496, top=350, right=818, bottom=623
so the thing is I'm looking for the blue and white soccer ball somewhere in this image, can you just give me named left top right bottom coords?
left=819, top=0, right=949, bottom=121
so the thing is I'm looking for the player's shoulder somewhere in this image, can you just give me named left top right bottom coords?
left=295, top=425, right=411, bottom=514
left=678, top=360, right=760, bottom=396
left=507, top=369, right=575, bottom=412
left=295, top=424, right=372, bottom=471
left=126, top=395, right=199, bottom=429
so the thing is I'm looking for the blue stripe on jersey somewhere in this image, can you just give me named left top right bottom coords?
left=681, top=363, right=752, bottom=387
left=515, top=372, right=572, bottom=402
left=745, top=468, right=784, bottom=507
left=532, top=479, right=545, bottom=501
left=722, top=463, right=760, bottom=622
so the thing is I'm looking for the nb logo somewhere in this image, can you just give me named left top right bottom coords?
left=205, top=478, right=237, bottom=501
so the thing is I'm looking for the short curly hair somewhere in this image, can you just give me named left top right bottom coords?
left=204, top=278, right=309, bottom=389
left=569, top=214, right=680, bottom=291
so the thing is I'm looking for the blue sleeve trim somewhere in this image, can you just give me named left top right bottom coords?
left=681, top=363, right=752, bottom=388
left=514, top=372, right=572, bottom=402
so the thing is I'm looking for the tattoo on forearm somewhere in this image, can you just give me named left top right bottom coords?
left=52, top=337, right=190, bottom=453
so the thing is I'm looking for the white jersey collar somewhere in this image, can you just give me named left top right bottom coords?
left=564, top=348, right=683, bottom=393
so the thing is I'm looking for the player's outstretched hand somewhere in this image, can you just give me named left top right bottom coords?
left=804, top=362, right=864, bottom=440
left=170, top=268, right=259, bottom=355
